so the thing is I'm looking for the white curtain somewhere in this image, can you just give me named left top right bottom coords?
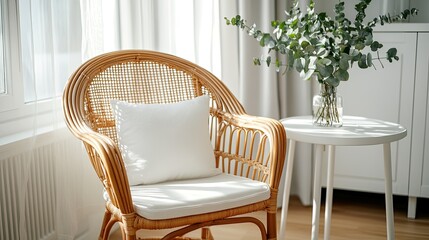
left=80, top=0, right=222, bottom=78
left=219, top=0, right=282, bottom=119
left=17, top=0, right=104, bottom=239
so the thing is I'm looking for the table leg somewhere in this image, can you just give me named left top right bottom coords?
left=324, top=145, right=336, bottom=240
left=383, top=143, right=395, bottom=240
left=279, top=140, right=296, bottom=240
left=407, top=197, right=417, bottom=219
left=311, top=144, right=324, bottom=240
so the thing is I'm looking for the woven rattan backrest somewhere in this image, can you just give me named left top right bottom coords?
left=78, top=50, right=243, bottom=143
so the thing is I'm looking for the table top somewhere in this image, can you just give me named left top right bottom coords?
left=281, top=116, right=407, bottom=146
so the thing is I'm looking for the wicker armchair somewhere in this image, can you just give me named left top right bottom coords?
left=62, top=50, right=286, bottom=240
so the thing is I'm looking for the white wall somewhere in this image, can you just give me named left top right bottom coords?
left=410, top=0, right=429, bottom=22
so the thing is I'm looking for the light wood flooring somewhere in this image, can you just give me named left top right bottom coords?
left=110, top=190, right=429, bottom=240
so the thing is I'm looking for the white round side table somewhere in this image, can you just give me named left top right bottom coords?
left=278, top=116, right=407, bottom=240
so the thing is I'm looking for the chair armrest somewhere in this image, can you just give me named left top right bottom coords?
left=72, top=126, right=135, bottom=214
left=212, top=110, right=287, bottom=190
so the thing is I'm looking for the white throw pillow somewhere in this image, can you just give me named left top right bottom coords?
left=111, top=95, right=221, bottom=185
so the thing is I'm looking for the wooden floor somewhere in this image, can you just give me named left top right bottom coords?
left=110, top=190, right=429, bottom=240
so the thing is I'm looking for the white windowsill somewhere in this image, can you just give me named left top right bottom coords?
left=0, top=124, right=73, bottom=160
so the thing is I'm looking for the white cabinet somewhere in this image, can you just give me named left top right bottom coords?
left=408, top=32, right=429, bottom=218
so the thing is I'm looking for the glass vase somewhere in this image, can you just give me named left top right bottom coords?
left=312, top=83, right=343, bottom=127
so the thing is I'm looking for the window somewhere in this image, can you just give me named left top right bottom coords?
left=0, top=0, right=22, bottom=112
left=0, top=0, right=82, bottom=140
left=19, top=0, right=82, bottom=103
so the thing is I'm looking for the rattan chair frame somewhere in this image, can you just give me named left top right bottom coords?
left=62, top=50, right=286, bottom=240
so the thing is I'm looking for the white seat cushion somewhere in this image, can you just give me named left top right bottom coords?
left=105, top=173, right=270, bottom=220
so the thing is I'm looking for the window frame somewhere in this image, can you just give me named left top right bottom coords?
left=0, top=0, right=65, bottom=142
left=0, top=0, right=23, bottom=112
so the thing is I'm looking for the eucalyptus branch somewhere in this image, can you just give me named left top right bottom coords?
left=225, top=0, right=418, bottom=88
left=369, top=8, right=419, bottom=27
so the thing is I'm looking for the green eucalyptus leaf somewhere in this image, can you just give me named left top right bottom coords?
left=278, top=43, right=287, bottom=54
left=253, top=58, right=261, bottom=65
left=387, top=48, right=398, bottom=62
left=325, top=76, right=340, bottom=87
left=355, top=42, right=365, bottom=50
left=334, top=69, right=349, bottom=81
left=335, top=2, right=345, bottom=14
left=225, top=17, right=231, bottom=25
left=305, top=45, right=316, bottom=53
left=350, top=48, right=359, bottom=56
left=358, top=54, right=368, bottom=68
left=367, top=52, right=373, bottom=67
left=293, top=49, right=304, bottom=59
left=352, top=51, right=362, bottom=62
left=370, top=41, right=382, bottom=51
left=317, top=48, right=328, bottom=57
left=266, top=56, right=272, bottom=66
left=260, top=34, right=272, bottom=47
left=294, top=58, right=304, bottom=72
left=289, top=40, right=299, bottom=49
left=301, top=40, right=310, bottom=49
left=271, top=20, right=279, bottom=27
left=364, top=34, right=373, bottom=45
left=275, top=59, right=281, bottom=69
left=317, top=64, right=334, bottom=78
left=287, top=50, right=294, bottom=67
left=341, top=53, right=351, bottom=61
left=339, top=58, right=349, bottom=70
left=318, top=58, right=332, bottom=66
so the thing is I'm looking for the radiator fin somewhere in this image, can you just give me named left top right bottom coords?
left=1, top=145, right=56, bottom=240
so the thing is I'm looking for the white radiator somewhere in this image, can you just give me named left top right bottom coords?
left=1, top=131, right=105, bottom=240
left=0, top=143, right=57, bottom=240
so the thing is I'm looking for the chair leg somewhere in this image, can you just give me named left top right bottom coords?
left=201, top=227, right=214, bottom=240
left=99, top=209, right=112, bottom=240
left=266, top=212, right=277, bottom=240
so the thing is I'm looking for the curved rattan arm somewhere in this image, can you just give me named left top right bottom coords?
left=62, top=71, right=135, bottom=215
left=213, top=109, right=287, bottom=190
left=71, top=126, right=135, bottom=214
left=234, top=114, right=286, bottom=189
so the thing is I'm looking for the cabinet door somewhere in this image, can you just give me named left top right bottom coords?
left=321, top=33, right=417, bottom=195
left=410, top=33, right=429, bottom=198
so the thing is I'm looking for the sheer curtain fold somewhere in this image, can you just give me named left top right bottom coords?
left=82, top=0, right=221, bottom=78
left=18, top=0, right=104, bottom=239
left=219, top=0, right=292, bottom=119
